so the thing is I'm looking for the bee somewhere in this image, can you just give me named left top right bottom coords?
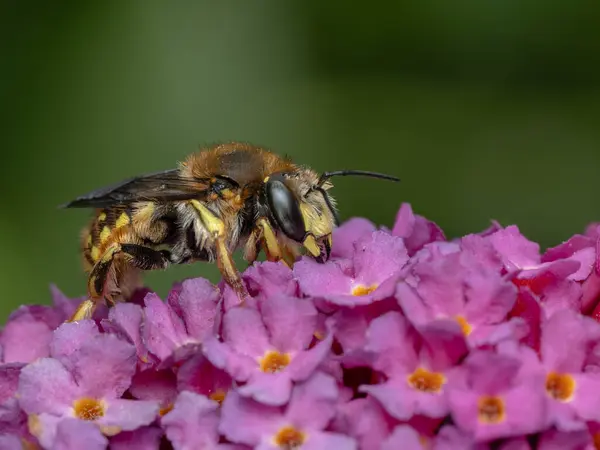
left=62, top=142, right=399, bottom=321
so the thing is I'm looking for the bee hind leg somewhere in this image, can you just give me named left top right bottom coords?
left=68, top=243, right=170, bottom=322
left=189, top=200, right=249, bottom=301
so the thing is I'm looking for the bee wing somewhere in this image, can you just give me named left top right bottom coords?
left=60, top=168, right=210, bottom=208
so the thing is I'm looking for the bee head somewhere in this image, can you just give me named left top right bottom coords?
left=258, top=169, right=399, bottom=263
left=259, top=171, right=335, bottom=263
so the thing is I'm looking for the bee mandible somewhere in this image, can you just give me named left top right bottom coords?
left=62, top=142, right=399, bottom=321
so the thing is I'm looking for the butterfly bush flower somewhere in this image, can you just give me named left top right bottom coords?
left=446, top=346, right=547, bottom=441
left=141, top=278, right=219, bottom=365
left=538, top=309, right=600, bottom=430
left=203, top=294, right=332, bottom=406
left=396, top=248, right=526, bottom=347
left=17, top=321, right=159, bottom=448
left=220, top=372, right=356, bottom=449
left=6, top=202, right=600, bottom=448
left=359, top=312, right=468, bottom=420
left=294, top=230, right=409, bottom=306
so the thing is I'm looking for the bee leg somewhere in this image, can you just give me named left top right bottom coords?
left=68, top=243, right=170, bottom=322
left=255, top=218, right=299, bottom=268
left=190, top=200, right=249, bottom=300
left=243, top=227, right=262, bottom=265
left=257, top=218, right=283, bottom=262
left=280, top=244, right=300, bottom=267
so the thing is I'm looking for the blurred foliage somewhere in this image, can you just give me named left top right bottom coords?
left=1, top=1, right=600, bottom=320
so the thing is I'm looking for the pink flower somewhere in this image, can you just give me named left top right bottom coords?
left=392, top=203, right=445, bottom=256
left=0, top=305, right=61, bottom=364
left=446, top=347, right=546, bottom=441
left=203, top=295, right=332, bottom=406
left=220, top=372, right=357, bottom=449
left=294, top=231, right=408, bottom=306
left=5, top=202, right=600, bottom=448
left=141, top=278, right=219, bottom=365
left=397, top=249, right=526, bottom=347
left=538, top=310, right=600, bottom=430
left=17, top=321, right=159, bottom=448
left=360, top=312, right=467, bottom=420
left=161, top=391, right=231, bottom=450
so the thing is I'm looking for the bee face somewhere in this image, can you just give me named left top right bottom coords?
left=259, top=171, right=336, bottom=263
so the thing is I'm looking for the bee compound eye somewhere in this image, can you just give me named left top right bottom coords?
left=265, top=177, right=306, bottom=242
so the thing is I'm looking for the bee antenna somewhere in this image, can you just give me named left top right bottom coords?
left=318, top=170, right=400, bottom=187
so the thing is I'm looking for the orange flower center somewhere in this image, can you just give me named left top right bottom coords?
left=73, top=398, right=105, bottom=421
left=20, top=439, right=40, bottom=450
left=546, top=372, right=576, bottom=401
left=455, top=315, right=472, bottom=336
left=407, top=368, right=446, bottom=393
left=352, top=284, right=377, bottom=296
left=209, top=389, right=227, bottom=405
left=593, top=432, right=600, bottom=450
left=274, top=425, right=306, bottom=449
left=159, top=404, right=174, bottom=416
left=477, top=396, right=505, bottom=424
left=260, top=351, right=291, bottom=373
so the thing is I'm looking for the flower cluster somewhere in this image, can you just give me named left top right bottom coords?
left=2, top=203, right=600, bottom=449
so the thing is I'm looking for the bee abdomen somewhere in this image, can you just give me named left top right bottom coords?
left=82, top=207, right=133, bottom=268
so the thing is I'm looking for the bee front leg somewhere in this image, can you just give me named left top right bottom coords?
left=257, top=218, right=283, bottom=263
left=189, top=200, right=249, bottom=301
left=255, top=218, right=299, bottom=268
left=68, top=243, right=170, bottom=322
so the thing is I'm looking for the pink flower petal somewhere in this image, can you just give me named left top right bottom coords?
left=129, top=369, right=177, bottom=407
left=294, top=259, right=353, bottom=297
left=261, top=295, right=317, bottom=353
left=219, top=390, right=282, bottom=446
left=142, top=293, right=188, bottom=362
left=237, top=371, right=293, bottom=406
left=109, top=427, right=163, bottom=450
left=537, top=428, right=593, bottom=450
left=177, top=354, right=232, bottom=399
left=285, top=372, right=338, bottom=430
left=353, top=231, right=408, bottom=286
left=296, top=431, right=357, bottom=450
left=161, top=391, right=220, bottom=449
left=331, top=397, right=395, bottom=450
left=103, top=303, right=153, bottom=368
left=331, top=217, right=376, bottom=260
left=202, top=335, right=256, bottom=381
left=541, top=309, right=600, bottom=372
left=17, top=358, right=79, bottom=415
left=287, top=331, right=333, bottom=381
left=50, top=285, right=84, bottom=321
left=488, top=225, right=540, bottom=270
left=222, top=307, right=270, bottom=358
left=50, top=320, right=100, bottom=362
left=381, top=425, right=424, bottom=450
left=392, top=203, right=445, bottom=256
left=396, top=282, right=433, bottom=325
left=53, top=418, right=108, bottom=450
left=167, top=278, right=219, bottom=341
left=244, top=261, right=298, bottom=302
left=418, top=319, right=468, bottom=370
left=0, top=310, right=55, bottom=364
left=98, top=398, right=159, bottom=432
left=0, top=363, right=23, bottom=404
left=364, top=311, right=418, bottom=375
left=0, top=434, right=22, bottom=449
left=434, top=426, right=487, bottom=450
left=58, top=332, right=137, bottom=399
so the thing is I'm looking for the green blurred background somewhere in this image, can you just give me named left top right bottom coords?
left=2, top=1, right=600, bottom=321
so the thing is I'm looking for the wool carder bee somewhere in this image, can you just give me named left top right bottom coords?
left=62, top=142, right=399, bottom=321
